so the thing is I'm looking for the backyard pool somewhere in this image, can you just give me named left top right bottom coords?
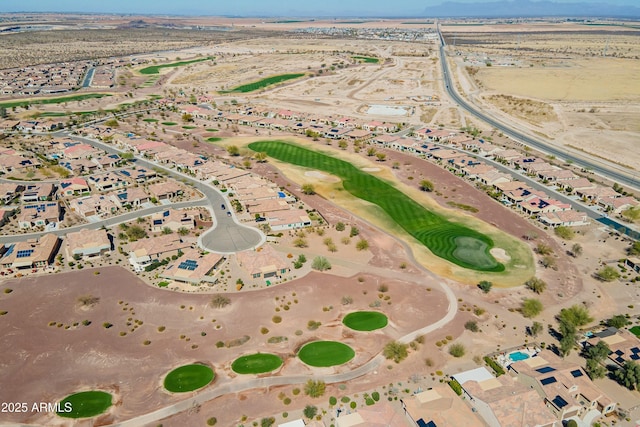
left=509, top=351, right=530, bottom=362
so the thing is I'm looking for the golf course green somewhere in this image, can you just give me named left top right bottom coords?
left=163, top=364, right=214, bottom=393
left=343, top=311, right=388, bottom=331
left=231, top=353, right=283, bottom=374
left=298, top=341, right=355, bottom=367
left=352, top=56, right=379, bottom=63
left=248, top=140, right=503, bottom=272
left=56, top=391, right=112, bottom=418
left=223, top=73, right=305, bottom=93
left=139, top=57, right=212, bottom=75
left=0, top=93, right=111, bottom=109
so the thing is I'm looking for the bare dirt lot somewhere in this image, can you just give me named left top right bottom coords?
left=0, top=266, right=447, bottom=425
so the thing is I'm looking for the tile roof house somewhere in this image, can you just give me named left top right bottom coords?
left=67, top=194, right=119, bottom=218
left=160, top=247, right=225, bottom=284
left=151, top=209, right=195, bottom=233
left=148, top=181, right=184, bottom=200
left=18, top=202, right=60, bottom=229
left=335, top=400, right=407, bottom=427
left=65, top=228, right=111, bottom=259
left=266, top=209, right=312, bottom=231
left=539, top=210, right=589, bottom=227
left=126, top=235, right=191, bottom=272
left=59, top=177, right=90, bottom=197
left=401, top=384, right=485, bottom=427
left=586, top=328, right=640, bottom=367
left=235, top=245, right=289, bottom=280
left=1, top=234, right=60, bottom=269
left=21, top=183, right=55, bottom=203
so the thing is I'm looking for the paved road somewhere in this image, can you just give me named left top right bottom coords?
left=59, top=131, right=265, bottom=253
left=436, top=27, right=640, bottom=192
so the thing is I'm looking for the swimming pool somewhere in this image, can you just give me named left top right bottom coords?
left=509, top=351, right=530, bottom=362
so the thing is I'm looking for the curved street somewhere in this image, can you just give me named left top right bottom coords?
left=57, top=130, right=265, bottom=253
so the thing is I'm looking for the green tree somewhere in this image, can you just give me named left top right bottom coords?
left=105, top=118, right=119, bottom=127
left=465, top=320, right=479, bottom=332
left=566, top=420, right=579, bottom=427
left=355, top=239, right=369, bottom=251
left=596, top=265, right=620, bottom=282
left=226, top=145, right=240, bottom=156
left=535, top=243, right=553, bottom=255
left=301, top=183, right=316, bottom=195
left=419, top=179, right=434, bottom=192
left=311, top=256, right=331, bottom=271
left=375, top=152, right=387, bottom=162
left=521, top=298, right=543, bottom=318
left=613, top=361, right=640, bottom=390
left=335, top=222, right=345, bottom=231
left=210, top=295, right=231, bottom=308
left=383, top=341, right=408, bottom=363
left=126, top=225, right=147, bottom=241
left=449, top=343, right=466, bottom=358
left=177, top=227, right=190, bottom=236
left=254, top=152, right=268, bottom=163
left=530, top=321, right=543, bottom=337
left=585, top=341, right=611, bottom=363
left=554, top=226, right=575, bottom=240
left=585, top=358, right=607, bottom=379
left=304, top=379, right=326, bottom=398
left=181, top=113, right=194, bottom=122
left=366, top=147, right=377, bottom=156
left=630, top=241, right=640, bottom=256
left=606, top=314, right=630, bottom=329
left=478, top=280, right=492, bottom=293
left=349, top=226, right=359, bottom=237
left=571, top=243, right=583, bottom=257
left=303, top=405, right=317, bottom=419
left=525, top=277, right=547, bottom=294
left=260, top=417, right=275, bottom=427
left=162, top=227, right=173, bottom=235
left=558, top=305, right=593, bottom=328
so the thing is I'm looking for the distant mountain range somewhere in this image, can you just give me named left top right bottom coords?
left=422, top=0, right=640, bottom=18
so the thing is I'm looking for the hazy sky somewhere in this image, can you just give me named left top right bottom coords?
left=1, top=0, right=637, bottom=16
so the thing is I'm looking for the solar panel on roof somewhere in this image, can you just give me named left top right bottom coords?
left=16, top=249, right=34, bottom=258
left=616, top=357, right=625, bottom=363
left=552, top=395, right=568, bottom=408
left=615, top=350, right=624, bottom=356
left=540, top=377, right=557, bottom=386
left=536, top=366, right=556, bottom=374
left=631, top=354, right=639, bottom=360
left=631, top=347, right=640, bottom=354
left=570, top=369, right=584, bottom=378
left=163, top=211, right=170, bottom=217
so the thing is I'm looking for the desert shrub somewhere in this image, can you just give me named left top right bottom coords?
left=449, top=343, right=466, bottom=358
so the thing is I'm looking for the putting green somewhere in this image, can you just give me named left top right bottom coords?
left=343, top=311, right=388, bottom=331
left=56, top=391, right=112, bottom=418
left=248, top=140, right=503, bottom=272
left=630, top=326, right=640, bottom=337
left=231, top=353, right=283, bottom=374
left=298, top=341, right=355, bottom=367
left=164, top=364, right=214, bottom=393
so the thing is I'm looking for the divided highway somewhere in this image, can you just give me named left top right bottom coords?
left=436, top=28, right=640, bottom=192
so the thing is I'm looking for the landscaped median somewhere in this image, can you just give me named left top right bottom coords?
left=298, top=341, right=355, bottom=367
left=231, top=353, right=283, bottom=374
left=163, top=363, right=215, bottom=393
left=248, top=140, right=504, bottom=272
left=56, top=390, right=112, bottom=418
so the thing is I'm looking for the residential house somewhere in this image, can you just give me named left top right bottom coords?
left=65, top=228, right=111, bottom=259
left=88, top=171, right=130, bottom=191
left=62, top=143, right=102, bottom=160
left=0, top=234, right=60, bottom=270
left=246, top=199, right=290, bottom=214
left=59, top=177, right=90, bottom=197
left=236, top=245, right=289, bottom=280
left=493, top=149, right=523, bottom=164
left=266, top=209, right=312, bottom=231
left=401, top=384, right=485, bottom=427
left=347, top=129, right=372, bottom=141
left=519, top=196, right=571, bottom=216
left=67, top=194, right=119, bottom=218
left=151, top=209, right=195, bottom=233
left=18, top=202, right=60, bottom=229
left=160, top=247, right=225, bottom=284
left=509, top=350, right=616, bottom=420
left=539, top=210, right=589, bottom=227
left=0, top=154, right=41, bottom=173
left=324, top=128, right=351, bottom=140
left=575, top=186, right=619, bottom=202
left=538, top=169, right=579, bottom=183
left=336, top=401, right=407, bottom=427
left=598, top=195, right=638, bottom=214
left=148, top=181, right=183, bottom=200
left=585, top=329, right=640, bottom=367
left=127, top=235, right=191, bottom=272
left=0, top=183, right=23, bottom=203
left=116, top=167, right=158, bottom=183
left=21, top=183, right=55, bottom=203
left=558, top=178, right=595, bottom=192
left=624, top=257, right=640, bottom=274
left=457, top=369, right=558, bottom=427
left=477, top=170, right=512, bottom=187
left=111, top=187, right=150, bottom=207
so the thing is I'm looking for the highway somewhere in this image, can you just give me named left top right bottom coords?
left=436, top=27, right=640, bottom=192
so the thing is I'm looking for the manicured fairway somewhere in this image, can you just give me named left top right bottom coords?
left=343, top=311, right=388, bottom=331
left=139, top=57, right=212, bottom=75
left=352, top=56, right=379, bottom=63
left=163, top=364, right=214, bottom=392
left=224, top=73, right=305, bottom=93
left=0, top=93, right=110, bottom=109
left=231, top=353, right=283, bottom=374
left=57, top=391, right=112, bottom=418
left=630, top=326, right=640, bottom=337
left=298, top=341, right=355, bottom=367
left=248, top=141, right=503, bottom=272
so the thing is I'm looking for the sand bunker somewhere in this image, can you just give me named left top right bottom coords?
left=362, top=167, right=381, bottom=172
left=304, top=170, right=340, bottom=182
left=490, top=248, right=511, bottom=263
